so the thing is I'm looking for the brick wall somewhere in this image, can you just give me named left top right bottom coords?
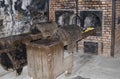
left=115, top=0, right=120, bottom=57
left=49, top=0, right=113, bottom=56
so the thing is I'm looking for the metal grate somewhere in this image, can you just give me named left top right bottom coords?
left=84, top=42, right=98, bottom=54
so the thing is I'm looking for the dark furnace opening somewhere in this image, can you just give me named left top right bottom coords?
left=80, top=11, right=103, bottom=36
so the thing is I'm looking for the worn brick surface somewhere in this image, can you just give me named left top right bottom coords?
left=49, top=0, right=113, bottom=57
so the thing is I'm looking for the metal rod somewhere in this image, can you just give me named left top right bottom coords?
left=75, top=0, right=78, bottom=25
left=111, top=0, right=115, bottom=57
left=75, top=0, right=78, bottom=15
left=47, top=0, right=49, bottom=21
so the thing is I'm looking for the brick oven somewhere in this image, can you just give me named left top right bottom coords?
left=49, top=0, right=120, bottom=57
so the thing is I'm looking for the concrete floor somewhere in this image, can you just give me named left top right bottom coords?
left=0, top=52, right=120, bottom=79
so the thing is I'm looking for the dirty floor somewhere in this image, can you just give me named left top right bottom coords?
left=0, top=52, right=120, bottom=79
